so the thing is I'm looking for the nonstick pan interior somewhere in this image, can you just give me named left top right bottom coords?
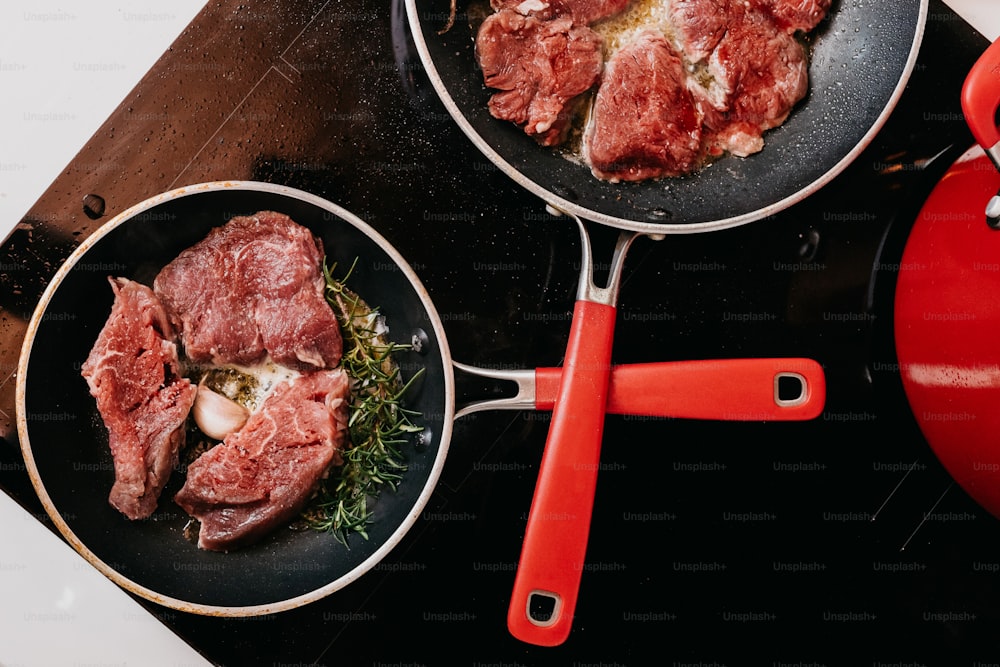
left=405, top=0, right=928, bottom=233
left=16, top=182, right=453, bottom=615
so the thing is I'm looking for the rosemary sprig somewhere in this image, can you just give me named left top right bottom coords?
left=302, top=259, right=424, bottom=544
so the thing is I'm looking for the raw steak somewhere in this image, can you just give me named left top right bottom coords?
left=699, top=4, right=809, bottom=157
left=477, top=0, right=830, bottom=178
left=80, top=277, right=197, bottom=520
left=490, top=0, right=631, bottom=24
left=670, top=0, right=829, bottom=44
left=476, top=9, right=603, bottom=146
left=153, top=211, right=342, bottom=371
left=173, top=369, right=351, bottom=551
left=752, top=0, right=831, bottom=33
left=668, top=0, right=730, bottom=62
left=585, top=31, right=703, bottom=181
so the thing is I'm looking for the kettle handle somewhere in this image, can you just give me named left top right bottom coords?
left=963, top=37, right=1000, bottom=170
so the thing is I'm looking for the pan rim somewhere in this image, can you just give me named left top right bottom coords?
left=15, top=180, right=457, bottom=616
left=403, top=0, right=929, bottom=234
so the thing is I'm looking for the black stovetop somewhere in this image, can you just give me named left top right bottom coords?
left=2, top=0, right=999, bottom=663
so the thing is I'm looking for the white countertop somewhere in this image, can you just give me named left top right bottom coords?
left=0, top=2, right=207, bottom=240
left=1, top=4, right=212, bottom=664
left=946, top=0, right=1000, bottom=42
left=0, top=1, right=997, bottom=665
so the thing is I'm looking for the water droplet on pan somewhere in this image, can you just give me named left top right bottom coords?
left=549, top=183, right=578, bottom=200
left=415, top=427, right=433, bottom=452
left=410, top=328, right=430, bottom=354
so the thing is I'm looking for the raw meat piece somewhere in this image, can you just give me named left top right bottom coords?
left=699, top=4, right=809, bottom=157
left=585, top=31, right=703, bottom=181
left=477, top=0, right=830, bottom=177
left=174, top=369, right=351, bottom=551
left=751, top=0, right=831, bottom=33
left=80, top=277, right=197, bottom=520
left=153, top=211, right=342, bottom=371
left=476, top=9, right=603, bottom=146
left=668, top=0, right=730, bottom=62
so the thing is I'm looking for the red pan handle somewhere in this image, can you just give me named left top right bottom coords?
left=507, top=298, right=616, bottom=647
left=534, top=358, right=826, bottom=420
left=962, top=36, right=1000, bottom=157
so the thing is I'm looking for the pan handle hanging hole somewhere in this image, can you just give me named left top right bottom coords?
left=526, top=590, right=561, bottom=626
left=410, top=328, right=430, bottom=354
left=775, top=372, right=807, bottom=407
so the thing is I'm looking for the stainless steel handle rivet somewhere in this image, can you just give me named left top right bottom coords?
left=985, top=194, right=1000, bottom=229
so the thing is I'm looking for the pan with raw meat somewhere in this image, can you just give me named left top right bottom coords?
left=405, top=0, right=928, bottom=232
left=16, top=182, right=454, bottom=615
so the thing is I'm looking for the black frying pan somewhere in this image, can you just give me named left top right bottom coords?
left=404, top=0, right=929, bottom=233
left=15, top=181, right=828, bottom=617
left=16, top=182, right=454, bottom=615
left=406, top=0, right=927, bottom=644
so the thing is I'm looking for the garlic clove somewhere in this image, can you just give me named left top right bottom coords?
left=193, top=379, right=250, bottom=440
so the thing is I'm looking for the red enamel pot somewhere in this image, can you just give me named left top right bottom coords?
left=895, top=36, right=1000, bottom=519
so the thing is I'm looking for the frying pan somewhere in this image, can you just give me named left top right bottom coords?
left=16, top=181, right=826, bottom=616
left=16, top=182, right=454, bottom=615
left=404, top=0, right=928, bottom=233
left=895, top=36, right=1000, bottom=524
left=406, top=0, right=925, bottom=644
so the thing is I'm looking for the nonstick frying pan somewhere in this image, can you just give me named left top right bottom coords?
left=404, top=0, right=929, bottom=233
left=16, top=182, right=455, bottom=615
left=15, top=182, right=826, bottom=616
left=406, top=0, right=923, bottom=644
